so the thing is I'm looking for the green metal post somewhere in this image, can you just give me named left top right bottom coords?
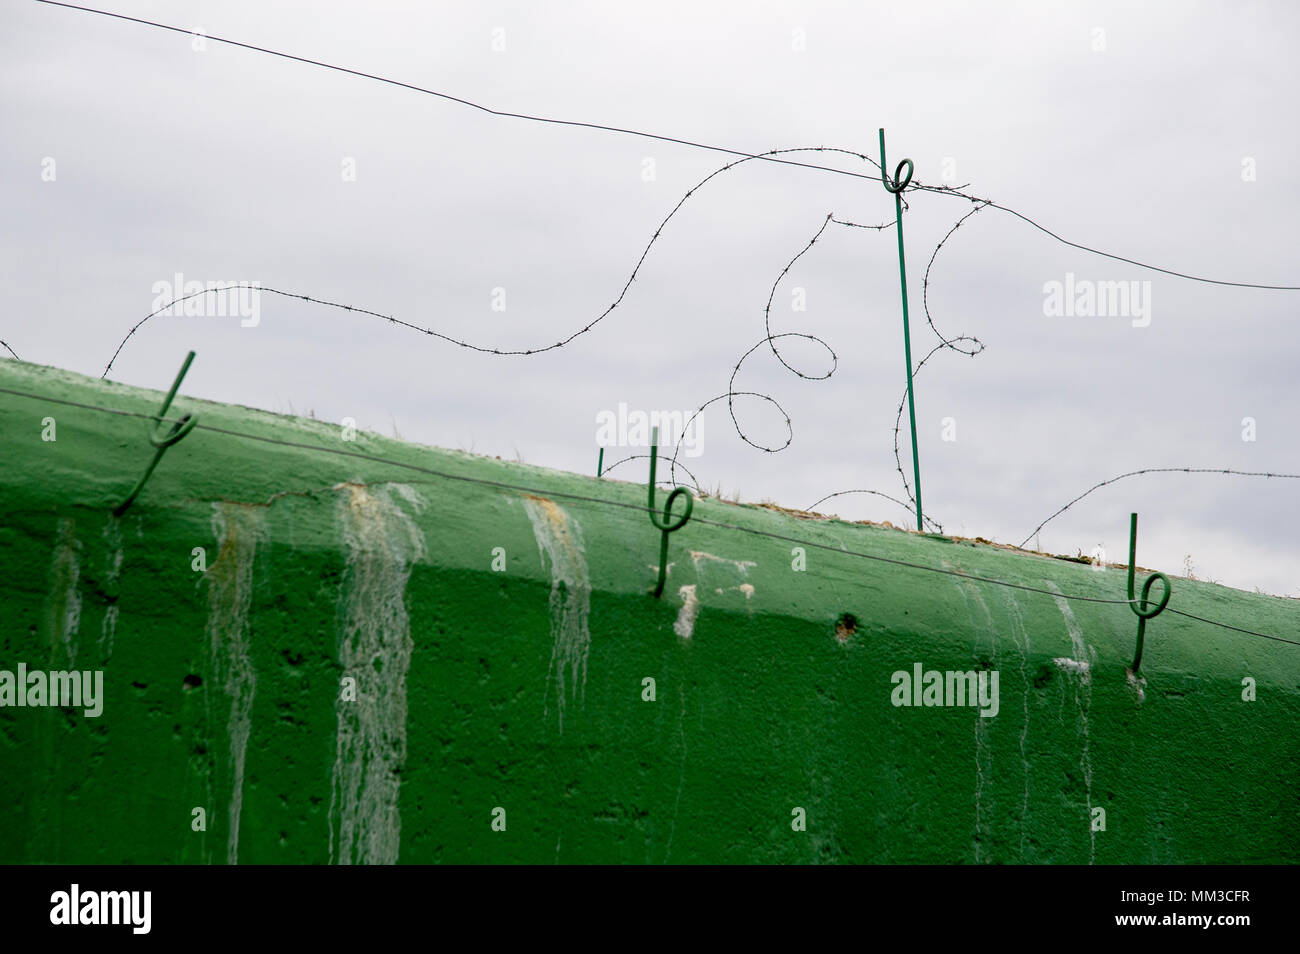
left=879, top=127, right=923, bottom=531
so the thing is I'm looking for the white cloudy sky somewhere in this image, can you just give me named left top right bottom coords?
left=5, top=0, right=1299, bottom=596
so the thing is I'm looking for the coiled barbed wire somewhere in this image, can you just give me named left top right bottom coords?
left=888, top=204, right=992, bottom=518
left=85, top=108, right=1299, bottom=530
left=599, top=208, right=893, bottom=501
left=102, top=146, right=899, bottom=379
left=105, top=146, right=946, bottom=522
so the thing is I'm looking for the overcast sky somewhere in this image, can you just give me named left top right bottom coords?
left=5, top=0, right=1298, bottom=596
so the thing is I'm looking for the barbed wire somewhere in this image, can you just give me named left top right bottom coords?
left=690, top=214, right=849, bottom=467
left=595, top=454, right=702, bottom=492
left=625, top=197, right=983, bottom=512
left=42, top=0, right=1300, bottom=543
left=762, top=213, right=842, bottom=380
left=82, top=134, right=1300, bottom=545
left=2, top=382, right=1294, bottom=647
left=101, top=146, right=926, bottom=530
left=804, top=489, right=939, bottom=529
left=94, top=146, right=1300, bottom=540
left=829, top=216, right=897, bottom=231
left=654, top=210, right=867, bottom=489
left=102, top=146, right=890, bottom=378
left=885, top=201, right=992, bottom=524
left=919, top=202, right=992, bottom=352
left=890, top=344, right=955, bottom=529
left=1019, top=468, right=1300, bottom=548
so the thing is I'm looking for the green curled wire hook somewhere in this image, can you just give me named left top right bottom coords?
left=647, top=426, right=693, bottom=598
left=113, top=351, right=199, bottom=516
left=878, top=128, right=914, bottom=194
left=1126, top=512, right=1172, bottom=675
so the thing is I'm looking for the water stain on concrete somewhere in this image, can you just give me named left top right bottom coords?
left=522, top=495, right=591, bottom=733
left=329, top=482, right=426, bottom=865
left=674, top=584, right=700, bottom=639
left=1046, top=581, right=1097, bottom=865
left=44, top=517, right=82, bottom=668
left=206, top=503, right=265, bottom=866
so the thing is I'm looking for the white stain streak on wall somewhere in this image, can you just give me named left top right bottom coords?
left=689, top=551, right=756, bottom=575
left=943, top=559, right=999, bottom=864
left=32, top=516, right=84, bottom=862
left=330, top=483, right=426, bottom=866
left=45, top=517, right=82, bottom=667
left=684, top=552, right=757, bottom=637
left=1126, top=668, right=1146, bottom=704
left=206, top=504, right=265, bottom=866
left=522, top=496, right=591, bottom=733
left=674, top=585, right=700, bottom=639
left=712, top=584, right=756, bottom=599
left=1053, top=657, right=1091, bottom=677
left=1000, top=592, right=1033, bottom=860
left=99, top=516, right=124, bottom=661
left=1046, top=581, right=1097, bottom=865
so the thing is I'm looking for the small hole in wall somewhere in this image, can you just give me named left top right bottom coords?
left=182, top=674, right=202, bottom=691
left=835, top=613, right=858, bottom=643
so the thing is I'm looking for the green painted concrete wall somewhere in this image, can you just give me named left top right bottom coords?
left=0, top=359, right=1296, bottom=864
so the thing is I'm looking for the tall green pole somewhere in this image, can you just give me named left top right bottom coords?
left=879, top=128, right=923, bottom=531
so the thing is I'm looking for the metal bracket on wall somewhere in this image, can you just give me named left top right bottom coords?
left=1126, top=511, right=1172, bottom=675
left=113, top=350, right=199, bottom=517
left=646, top=426, right=693, bottom=598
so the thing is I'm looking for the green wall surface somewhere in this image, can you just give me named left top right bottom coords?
left=0, top=358, right=1296, bottom=864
